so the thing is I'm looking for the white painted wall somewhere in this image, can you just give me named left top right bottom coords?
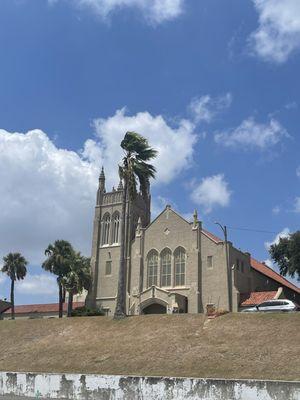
left=0, top=372, right=299, bottom=400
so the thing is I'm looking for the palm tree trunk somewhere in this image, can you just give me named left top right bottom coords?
left=10, top=279, right=15, bottom=320
left=58, top=281, right=63, bottom=318
left=62, top=287, right=66, bottom=303
left=67, top=291, right=73, bottom=317
left=114, top=180, right=128, bottom=319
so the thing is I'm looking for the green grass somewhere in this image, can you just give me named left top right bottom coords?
left=0, top=313, right=299, bottom=380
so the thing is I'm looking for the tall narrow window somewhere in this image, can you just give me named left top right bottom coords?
left=112, top=212, right=120, bottom=244
left=105, top=261, right=112, bottom=275
left=241, top=261, right=244, bottom=273
left=207, top=255, right=213, bottom=269
left=101, top=213, right=111, bottom=245
left=147, top=250, right=158, bottom=287
left=161, top=248, right=172, bottom=287
left=174, top=247, right=186, bottom=286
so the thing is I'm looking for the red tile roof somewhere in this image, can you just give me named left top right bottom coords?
left=202, top=229, right=300, bottom=294
left=250, top=258, right=300, bottom=294
left=0, top=300, right=11, bottom=313
left=4, top=302, right=85, bottom=314
left=202, top=229, right=223, bottom=243
left=240, top=291, right=277, bottom=306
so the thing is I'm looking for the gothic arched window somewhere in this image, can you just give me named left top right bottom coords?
left=147, top=250, right=158, bottom=287
left=112, top=212, right=120, bottom=244
left=160, top=248, right=172, bottom=287
left=101, top=213, right=111, bottom=245
left=174, top=247, right=186, bottom=286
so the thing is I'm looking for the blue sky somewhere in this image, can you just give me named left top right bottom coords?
left=0, top=0, right=299, bottom=304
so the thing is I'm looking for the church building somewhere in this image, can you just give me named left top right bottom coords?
left=87, top=168, right=300, bottom=315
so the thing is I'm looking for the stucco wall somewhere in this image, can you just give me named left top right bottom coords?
left=201, top=234, right=228, bottom=312
left=140, top=208, right=200, bottom=313
left=0, top=372, right=299, bottom=400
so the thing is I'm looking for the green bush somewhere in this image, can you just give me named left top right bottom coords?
left=71, top=306, right=105, bottom=317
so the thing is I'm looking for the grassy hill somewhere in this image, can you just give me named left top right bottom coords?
left=0, top=313, right=299, bottom=381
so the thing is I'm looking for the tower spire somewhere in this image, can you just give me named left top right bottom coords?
left=99, top=166, right=106, bottom=192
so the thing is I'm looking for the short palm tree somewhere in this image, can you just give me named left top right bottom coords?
left=1, top=253, right=28, bottom=320
left=114, top=131, right=157, bottom=319
left=42, top=240, right=74, bottom=318
left=62, top=252, right=91, bottom=317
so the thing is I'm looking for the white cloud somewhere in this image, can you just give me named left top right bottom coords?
left=265, top=227, right=290, bottom=250
left=54, top=0, right=184, bottom=24
left=0, top=108, right=197, bottom=265
left=285, top=101, right=298, bottom=110
left=190, top=174, right=232, bottom=214
left=86, top=107, right=197, bottom=186
left=294, top=197, right=300, bottom=213
left=264, top=258, right=274, bottom=268
left=16, top=274, right=57, bottom=295
left=151, top=196, right=177, bottom=218
left=272, top=206, right=280, bottom=215
left=249, top=0, right=300, bottom=63
left=296, top=166, right=300, bottom=177
left=0, top=128, right=98, bottom=265
left=189, top=93, right=232, bottom=124
left=0, top=275, right=6, bottom=286
left=214, top=117, right=288, bottom=150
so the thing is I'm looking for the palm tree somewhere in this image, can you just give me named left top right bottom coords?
left=42, top=240, right=74, bottom=318
left=114, top=131, right=157, bottom=319
left=1, top=253, right=28, bottom=320
left=62, top=252, right=91, bottom=317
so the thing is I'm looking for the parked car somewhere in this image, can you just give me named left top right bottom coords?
left=241, top=299, right=299, bottom=313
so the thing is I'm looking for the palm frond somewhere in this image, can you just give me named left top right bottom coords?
left=1, top=252, right=28, bottom=281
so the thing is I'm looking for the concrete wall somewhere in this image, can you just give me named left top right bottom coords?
left=0, top=372, right=299, bottom=400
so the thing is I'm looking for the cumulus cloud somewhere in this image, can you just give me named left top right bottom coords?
left=16, top=274, right=57, bottom=295
left=85, top=107, right=197, bottom=186
left=189, top=93, right=232, bottom=124
left=52, top=0, right=184, bottom=25
left=0, top=128, right=98, bottom=265
left=249, top=0, right=300, bottom=63
left=214, top=117, right=288, bottom=150
left=265, top=227, right=290, bottom=250
left=190, top=174, right=232, bottom=214
left=0, top=108, right=197, bottom=265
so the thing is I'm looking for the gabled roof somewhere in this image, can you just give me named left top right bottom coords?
left=240, top=291, right=277, bottom=306
left=250, top=258, right=300, bottom=294
left=202, top=229, right=223, bottom=244
left=147, top=206, right=191, bottom=230
left=3, top=302, right=85, bottom=314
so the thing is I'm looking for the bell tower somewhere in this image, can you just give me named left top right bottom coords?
left=87, top=166, right=151, bottom=315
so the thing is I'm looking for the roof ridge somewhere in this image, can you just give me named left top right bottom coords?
left=251, top=257, right=300, bottom=293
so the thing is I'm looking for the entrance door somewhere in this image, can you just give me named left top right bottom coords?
left=142, top=303, right=166, bottom=314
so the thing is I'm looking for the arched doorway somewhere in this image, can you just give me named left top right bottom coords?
left=142, top=303, right=166, bottom=314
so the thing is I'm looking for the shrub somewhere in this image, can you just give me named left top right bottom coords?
left=71, top=306, right=105, bottom=317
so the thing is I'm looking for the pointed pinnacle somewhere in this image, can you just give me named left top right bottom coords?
left=99, top=166, right=105, bottom=180
left=117, top=179, right=123, bottom=190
